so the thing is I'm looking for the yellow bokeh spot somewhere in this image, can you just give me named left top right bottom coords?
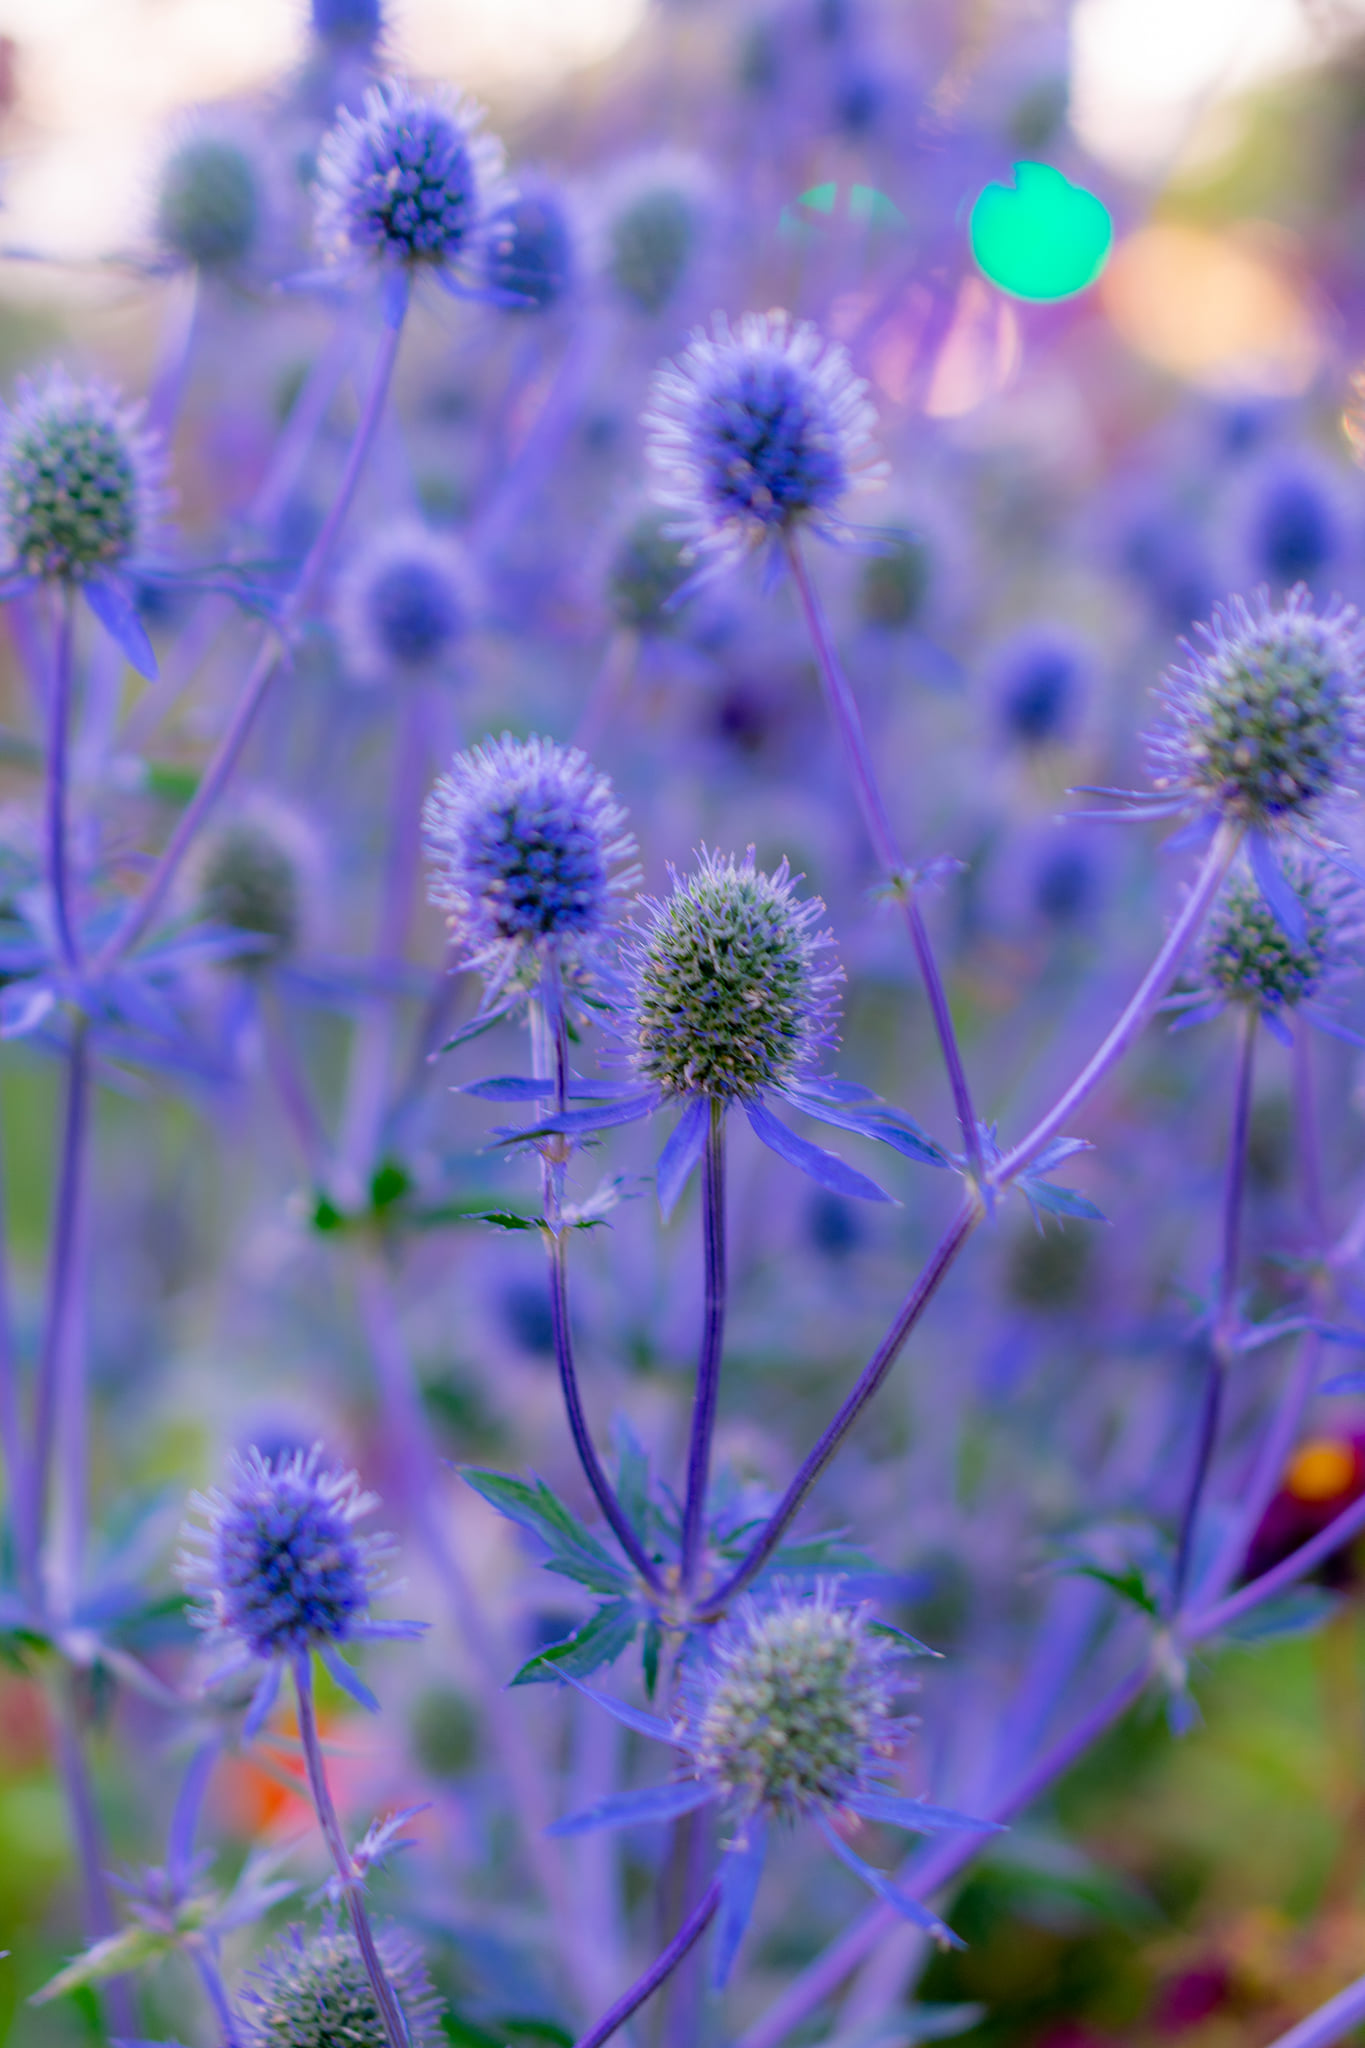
left=1101, top=222, right=1320, bottom=397
left=1286, top=1438, right=1356, bottom=1503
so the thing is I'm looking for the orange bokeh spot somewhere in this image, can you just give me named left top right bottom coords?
left=1286, top=1438, right=1358, bottom=1504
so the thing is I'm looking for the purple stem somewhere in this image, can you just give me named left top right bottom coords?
left=46, top=583, right=79, bottom=970
left=784, top=534, right=983, bottom=1183
left=573, top=627, right=639, bottom=757
left=259, top=985, right=328, bottom=1180
left=1170, top=1006, right=1255, bottom=1613
left=993, top=822, right=1242, bottom=1187
left=0, top=1103, right=34, bottom=1599
left=50, top=1669, right=138, bottom=2037
left=1259, top=1971, right=1365, bottom=2048
left=31, top=1024, right=90, bottom=1569
left=293, top=1651, right=409, bottom=2048
left=701, top=1195, right=980, bottom=1616
left=146, top=267, right=200, bottom=440
left=681, top=1101, right=727, bottom=1592
left=193, top=1948, right=243, bottom=2048
left=573, top=1875, right=722, bottom=2048
left=1185, top=1482, right=1365, bottom=1642
left=733, top=1663, right=1149, bottom=2048
left=97, top=311, right=406, bottom=973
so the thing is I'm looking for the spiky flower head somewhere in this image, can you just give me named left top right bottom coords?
left=644, top=310, right=884, bottom=579
left=311, top=0, right=384, bottom=51
left=1202, top=853, right=1361, bottom=1018
left=0, top=369, right=166, bottom=584
left=241, top=1919, right=443, bottom=2048
left=1148, top=586, right=1365, bottom=830
left=314, top=79, right=510, bottom=283
left=337, top=522, right=472, bottom=680
left=155, top=132, right=261, bottom=273
left=687, top=1585, right=902, bottom=1821
left=624, top=849, right=841, bottom=1101
left=178, top=1445, right=417, bottom=1668
left=992, top=629, right=1085, bottom=749
left=423, top=735, right=638, bottom=996
left=483, top=180, right=576, bottom=313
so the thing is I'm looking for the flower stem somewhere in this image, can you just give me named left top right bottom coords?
left=701, top=1194, right=980, bottom=1617
left=681, top=1100, right=727, bottom=1592
left=1256, top=1967, right=1365, bottom=2048
left=192, top=1946, right=243, bottom=2048
left=293, top=1651, right=409, bottom=2048
left=50, top=1666, right=138, bottom=2037
left=994, top=821, right=1242, bottom=1187
left=1185, top=1481, right=1365, bottom=1642
left=572, top=1875, right=722, bottom=2048
left=1170, top=1005, right=1255, bottom=1614
left=0, top=1107, right=35, bottom=1600
left=46, top=583, right=79, bottom=971
left=98, top=311, right=406, bottom=972
left=31, top=1021, right=90, bottom=1572
left=784, top=534, right=983, bottom=1182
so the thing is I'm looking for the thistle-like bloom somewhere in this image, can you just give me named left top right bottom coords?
left=483, top=180, right=576, bottom=313
left=0, top=368, right=169, bottom=676
left=423, top=734, right=638, bottom=1002
left=313, top=79, right=512, bottom=311
left=198, top=820, right=302, bottom=967
left=155, top=132, right=262, bottom=274
left=1167, top=852, right=1364, bottom=1047
left=178, top=1444, right=425, bottom=1731
left=336, top=522, right=472, bottom=681
left=643, top=310, right=884, bottom=582
left=549, top=1585, right=996, bottom=1980
left=991, top=629, right=1086, bottom=749
left=1147, top=586, right=1365, bottom=834
left=241, top=1919, right=443, bottom=2048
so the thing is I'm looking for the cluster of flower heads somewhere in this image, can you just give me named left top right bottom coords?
left=241, top=1918, right=443, bottom=2047
left=178, top=1443, right=423, bottom=1727
left=422, top=734, right=639, bottom=999
left=644, top=310, right=885, bottom=579
left=0, top=368, right=165, bottom=587
left=313, top=80, right=512, bottom=300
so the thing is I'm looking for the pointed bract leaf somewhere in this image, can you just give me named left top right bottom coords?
left=713, top=1821, right=767, bottom=1987
left=0, top=979, right=54, bottom=1039
left=816, top=1817, right=963, bottom=1948
left=657, top=1097, right=710, bottom=1219
left=554, top=1671, right=681, bottom=1744
left=1020, top=1178, right=1105, bottom=1223
left=511, top=1601, right=641, bottom=1686
left=547, top=1778, right=716, bottom=1837
left=747, top=1099, right=895, bottom=1203
left=461, top=1469, right=632, bottom=1593
left=781, top=1086, right=947, bottom=1168
left=846, top=1791, right=1002, bottom=1835
left=83, top=576, right=158, bottom=680
left=1249, top=831, right=1306, bottom=944
left=318, top=1643, right=379, bottom=1713
left=32, top=1926, right=167, bottom=2001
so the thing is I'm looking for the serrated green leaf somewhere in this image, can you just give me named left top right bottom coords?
left=510, top=1600, right=640, bottom=1685
left=32, top=1925, right=168, bottom=2001
left=1065, top=1563, right=1159, bottom=1617
left=1022, top=1179, right=1106, bottom=1223
left=1221, top=1587, right=1340, bottom=1643
left=642, top=1617, right=662, bottom=1698
left=462, top=1470, right=632, bottom=1593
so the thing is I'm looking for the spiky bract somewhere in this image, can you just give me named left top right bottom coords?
left=0, top=369, right=165, bottom=583
left=1202, top=855, right=1360, bottom=1016
left=156, top=134, right=261, bottom=272
left=689, top=1586, right=901, bottom=1820
left=337, top=522, right=471, bottom=679
left=644, top=310, right=883, bottom=577
left=1148, top=587, right=1365, bottom=829
left=624, top=849, right=841, bottom=1100
left=314, top=80, right=510, bottom=279
left=241, top=1920, right=443, bottom=2048
left=179, top=1445, right=398, bottom=1664
left=423, top=735, right=638, bottom=994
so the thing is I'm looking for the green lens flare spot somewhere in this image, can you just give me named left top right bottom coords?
left=969, top=162, right=1111, bottom=302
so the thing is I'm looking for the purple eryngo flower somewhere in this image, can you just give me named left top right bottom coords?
left=550, top=1585, right=997, bottom=1977
left=178, top=1445, right=424, bottom=1729
left=483, top=178, right=577, bottom=313
left=313, top=79, right=512, bottom=307
left=336, top=520, right=472, bottom=681
left=423, top=734, right=638, bottom=1002
left=241, top=1918, right=443, bottom=2047
left=643, top=310, right=885, bottom=583
left=1167, top=851, right=1365, bottom=1048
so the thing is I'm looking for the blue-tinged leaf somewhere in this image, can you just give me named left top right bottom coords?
left=657, top=1098, right=709, bottom=1220
left=846, top=1791, right=1002, bottom=1835
left=0, top=979, right=54, bottom=1038
left=614, top=1418, right=651, bottom=1538
left=1028, top=1136, right=1093, bottom=1175
left=1168, top=1000, right=1227, bottom=1035
left=463, top=1076, right=641, bottom=1102
left=83, top=576, right=158, bottom=680
left=547, top=1778, right=715, bottom=1836
left=816, top=1817, right=963, bottom=1948
left=866, top=1619, right=943, bottom=1658
left=747, top=1099, right=895, bottom=1203
left=554, top=1671, right=681, bottom=1744
left=899, top=2005, right=989, bottom=2044
left=461, top=1469, right=632, bottom=1594
left=780, top=1086, right=946, bottom=1168
left=439, top=1000, right=523, bottom=1052
left=1063, top=1563, right=1160, bottom=1616
left=1323, top=1371, right=1365, bottom=1395
left=1019, top=1178, right=1105, bottom=1223
left=1314, top=836, right=1365, bottom=886
left=1249, top=831, right=1306, bottom=944
left=319, top=1644, right=379, bottom=1713
left=511, top=1601, right=641, bottom=1686
left=243, top=1659, right=282, bottom=1741
left=1305, top=1007, right=1365, bottom=1049
left=1221, top=1587, right=1340, bottom=1643
left=713, top=1821, right=767, bottom=1987
left=1261, top=1008, right=1295, bottom=1049
left=785, top=1076, right=878, bottom=1105
left=496, top=1094, right=658, bottom=1142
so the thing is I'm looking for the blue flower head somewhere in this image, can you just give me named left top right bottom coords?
left=1245, top=459, right=1345, bottom=591
left=241, top=1918, right=443, bottom=2048
left=178, top=1445, right=424, bottom=1723
left=644, top=310, right=884, bottom=580
left=155, top=130, right=262, bottom=274
left=0, top=368, right=167, bottom=586
left=311, top=0, right=384, bottom=51
left=423, top=735, right=638, bottom=999
left=625, top=848, right=840, bottom=1103
left=992, top=629, right=1086, bottom=749
left=313, top=79, right=511, bottom=295
left=337, top=521, right=473, bottom=681
left=1173, top=849, right=1365, bottom=1047
left=483, top=179, right=576, bottom=313
left=1147, top=586, right=1365, bottom=833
